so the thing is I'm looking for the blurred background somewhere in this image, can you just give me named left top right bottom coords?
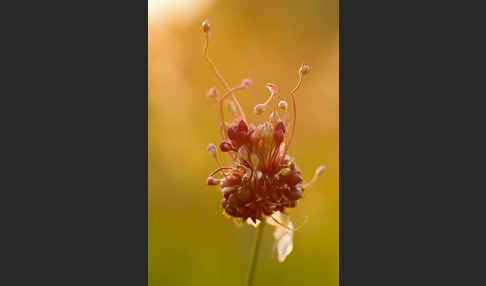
left=149, top=0, right=338, bottom=285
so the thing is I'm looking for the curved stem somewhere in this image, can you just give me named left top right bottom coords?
left=209, top=167, right=234, bottom=177
left=204, top=33, right=246, bottom=120
left=219, top=86, right=246, bottom=138
left=283, top=74, right=303, bottom=156
left=246, top=220, right=265, bottom=286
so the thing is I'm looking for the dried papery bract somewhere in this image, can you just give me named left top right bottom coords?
left=201, top=20, right=325, bottom=266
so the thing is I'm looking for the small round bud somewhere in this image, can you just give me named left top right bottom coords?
left=202, top=20, right=210, bottom=33
left=278, top=100, right=288, bottom=111
left=265, top=82, right=278, bottom=94
left=241, top=78, right=252, bottom=88
left=299, top=64, right=310, bottom=75
left=254, top=103, right=266, bottom=115
left=238, top=146, right=249, bottom=161
left=316, top=165, right=326, bottom=176
left=219, top=141, right=234, bottom=152
left=207, top=87, right=218, bottom=99
left=207, top=143, right=217, bottom=157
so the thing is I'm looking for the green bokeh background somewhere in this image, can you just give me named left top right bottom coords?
left=149, top=0, right=338, bottom=285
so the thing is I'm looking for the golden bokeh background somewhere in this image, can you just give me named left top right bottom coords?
left=149, top=0, right=338, bottom=285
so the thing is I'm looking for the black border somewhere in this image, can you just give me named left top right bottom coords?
left=6, top=0, right=480, bottom=284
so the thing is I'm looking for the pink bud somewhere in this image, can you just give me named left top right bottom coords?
left=202, top=20, right=210, bottom=33
left=241, top=78, right=252, bottom=88
left=219, top=141, right=234, bottom=152
left=207, top=87, right=218, bottom=99
left=265, top=83, right=278, bottom=94
left=299, top=64, right=310, bottom=75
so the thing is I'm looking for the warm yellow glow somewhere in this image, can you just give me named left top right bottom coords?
left=148, top=0, right=212, bottom=23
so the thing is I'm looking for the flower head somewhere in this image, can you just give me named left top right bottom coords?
left=202, top=20, right=325, bottom=262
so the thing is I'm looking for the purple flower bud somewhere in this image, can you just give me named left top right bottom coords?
left=275, top=121, right=286, bottom=133
left=219, top=141, right=234, bottom=152
left=237, top=119, right=248, bottom=132
left=273, top=121, right=286, bottom=144
left=274, top=129, right=284, bottom=145
left=227, top=126, right=238, bottom=142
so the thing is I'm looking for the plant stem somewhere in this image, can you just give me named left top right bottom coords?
left=245, top=220, right=265, bottom=286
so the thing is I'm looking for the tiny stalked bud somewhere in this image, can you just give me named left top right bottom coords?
left=278, top=100, right=288, bottom=111
left=265, top=82, right=279, bottom=94
left=254, top=103, right=266, bottom=115
left=202, top=19, right=210, bottom=33
left=207, top=143, right=217, bottom=158
left=316, top=165, right=326, bottom=176
left=299, top=64, right=310, bottom=75
left=241, top=78, right=252, bottom=88
left=238, top=146, right=249, bottom=161
left=219, top=141, right=234, bottom=152
left=206, top=176, right=220, bottom=185
left=207, top=87, right=218, bottom=99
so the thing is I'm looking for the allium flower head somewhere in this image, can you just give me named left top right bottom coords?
left=202, top=20, right=325, bottom=262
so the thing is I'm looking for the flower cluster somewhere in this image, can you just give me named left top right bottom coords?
left=202, top=20, right=325, bottom=262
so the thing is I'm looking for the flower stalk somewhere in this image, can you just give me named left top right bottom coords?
left=246, top=220, right=265, bottom=286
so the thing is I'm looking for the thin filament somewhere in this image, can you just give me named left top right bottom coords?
left=283, top=73, right=303, bottom=156
left=204, top=33, right=246, bottom=120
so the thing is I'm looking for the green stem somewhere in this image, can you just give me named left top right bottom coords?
left=245, top=220, right=265, bottom=286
